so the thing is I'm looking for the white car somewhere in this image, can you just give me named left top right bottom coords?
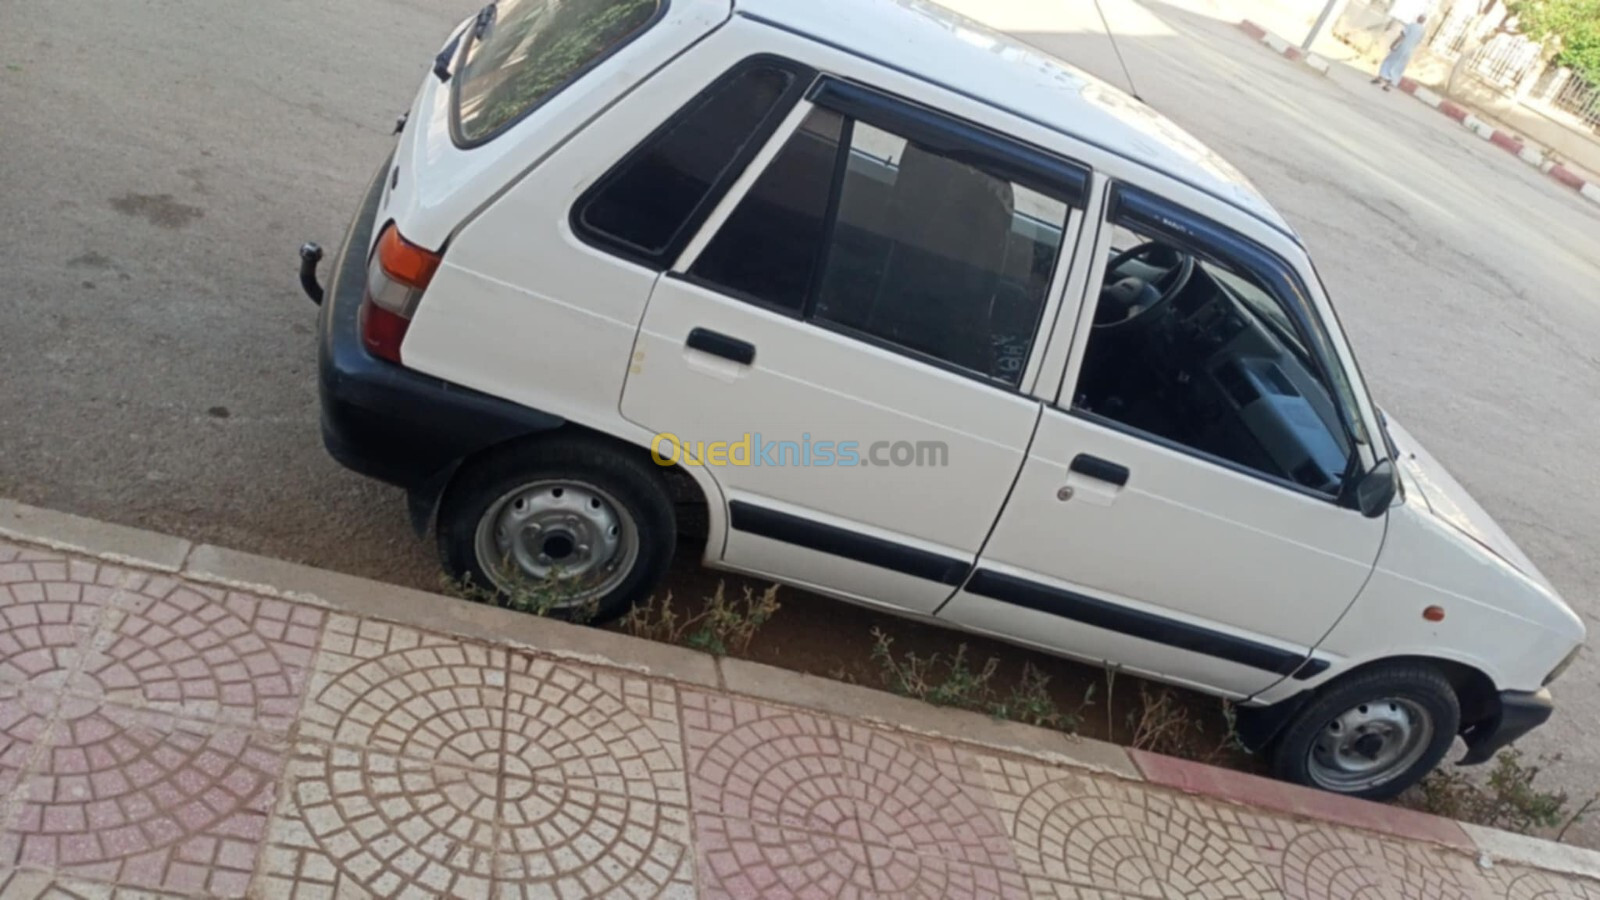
left=299, top=0, right=1584, bottom=799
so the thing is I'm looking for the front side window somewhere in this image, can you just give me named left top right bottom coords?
left=691, top=106, right=1073, bottom=386
left=1072, top=210, right=1356, bottom=494
left=455, top=0, right=661, bottom=144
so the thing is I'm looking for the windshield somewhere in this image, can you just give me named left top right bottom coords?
left=1204, top=262, right=1304, bottom=356
left=454, top=0, right=661, bottom=144
left=1209, top=259, right=1369, bottom=448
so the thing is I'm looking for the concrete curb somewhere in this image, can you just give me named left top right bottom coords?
left=5, top=496, right=1600, bottom=870
left=1463, top=823, right=1600, bottom=882
left=1237, top=20, right=1330, bottom=76
left=181, top=541, right=723, bottom=690
left=1132, top=749, right=1474, bottom=850
left=0, top=499, right=192, bottom=572
left=718, top=657, right=1143, bottom=780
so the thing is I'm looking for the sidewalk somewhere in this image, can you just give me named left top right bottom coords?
left=0, top=500, right=1598, bottom=898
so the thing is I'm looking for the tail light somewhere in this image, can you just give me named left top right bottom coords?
left=361, top=223, right=442, bottom=364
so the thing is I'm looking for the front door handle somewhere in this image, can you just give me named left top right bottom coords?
left=1069, top=453, right=1129, bottom=486
left=686, top=328, right=755, bottom=365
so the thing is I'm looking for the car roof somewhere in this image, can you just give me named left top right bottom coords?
left=734, top=0, right=1296, bottom=239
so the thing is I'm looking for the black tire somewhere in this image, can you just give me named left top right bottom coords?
left=1269, top=662, right=1460, bottom=801
left=437, top=436, right=676, bottom=624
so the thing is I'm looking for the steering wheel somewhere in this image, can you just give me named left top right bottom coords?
left=1094, top=241, right=1195, bottom=332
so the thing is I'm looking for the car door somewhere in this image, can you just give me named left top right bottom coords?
left=618, top=77, right=1091, bottom=615
left=937, top=183, right=1387, bottom=697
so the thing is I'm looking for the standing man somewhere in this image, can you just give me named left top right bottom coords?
left=1373, top=13, right=1428, bottom=90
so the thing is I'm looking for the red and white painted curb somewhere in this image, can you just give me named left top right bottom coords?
left=1395, top=75, right=1600, bottom=204
left=1238, top=20, right=1600, bottom=206
left=1238, top=19, right=1332, bottom=75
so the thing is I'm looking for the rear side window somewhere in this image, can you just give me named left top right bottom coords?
left=689, top=104, right=1076, bottom=387
left=455, top=0, right=662, bottom=145
left=690, top=109, right=845, bottom=314
left=574, top=59, right=814, bottom=269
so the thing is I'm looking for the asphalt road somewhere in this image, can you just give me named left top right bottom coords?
left=4, top=0, right=1599, bottom=842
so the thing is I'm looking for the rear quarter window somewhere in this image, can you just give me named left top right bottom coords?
left=572, top=58, right=813, bottom=269
left=454, top=0, right=662, bottom=145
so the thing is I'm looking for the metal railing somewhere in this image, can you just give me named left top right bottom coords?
left=1420, top=4, right=1600, bottom=133
left=1429, top=5, right=1481, bottom=58
left=1550, top=71, right=1600, bottom=130
left=1426, top=7, right=1544, bottom=94
left=1471, top=33, right=1545, bottom=89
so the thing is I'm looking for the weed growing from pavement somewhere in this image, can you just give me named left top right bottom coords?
left=1104, top=663, right=1119, bottom=740
left=1124, top=681, right=1193, bottom=755
left=1412, top=747, right=1576, bottom=835
left=869, top=629, right=1092, bottom=732
left=1119, top=683, right=1244, bottom=763
left=442, top=571, right=599, bottom=623
left=993, top=664, right=1093, bottom=731
left=621, top=581, right=781, bottom=657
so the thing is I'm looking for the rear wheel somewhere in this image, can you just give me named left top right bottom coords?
left=1269, top=663, right=1459, bottom=800
left=438, top=438, right=675, bottom=623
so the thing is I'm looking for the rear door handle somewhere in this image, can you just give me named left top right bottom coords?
left=686, top=328, right=755, bottom=365
left=1069, top=454, right=1129, bottom=486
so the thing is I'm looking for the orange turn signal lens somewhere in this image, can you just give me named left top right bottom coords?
left=376, top=224, right=442, bottom=290
left=1423, top=605, right=1445, bottom=622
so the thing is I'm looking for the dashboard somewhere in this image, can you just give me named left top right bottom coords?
left=1095, top=257, right=1352, bottom=493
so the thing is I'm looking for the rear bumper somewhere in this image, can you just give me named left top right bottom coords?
left=1458, top=688, right=1554, bottom=766
left=314, top=158, right=563, bottom=503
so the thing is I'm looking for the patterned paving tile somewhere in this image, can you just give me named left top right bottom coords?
left=864, top=845, right=1032, bottom=899
left=300, top=616, right=507, bottom=767
left=696, top=814, right=873, bottom=900
left=1488, top=863, right=1600, bottom=900
left=0, top=692, right=53, bottom=804
left=1257, top=825, right=1495, bottom=899
left=494, top=781, right=694, bottom=899
left=284, top=623, right=695, bottom=897
left=0, top=703, right=279, bottom=898
left=495, top=654, right=694, bottom=898
left=0, top=547, right=323, bottom=739
left=257, top=742, right=496, bottom=899
left=1021, top=877, right=1160, bottom=899
left=978, top=754, right=1283, bottom=899
left=86, top=580, right=323, bottom=734
left=0, top=867, right=185, bottom=898
left=0, top=550, right=129, bottom=699
left=4, top=540, right=1599, bottom=900
left=502, top=653, right=684, bottom=805
left=681, top=691, right=1016, bottom=873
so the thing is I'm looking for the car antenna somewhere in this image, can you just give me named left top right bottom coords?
left=1092, top=0, right=1144, bottom=101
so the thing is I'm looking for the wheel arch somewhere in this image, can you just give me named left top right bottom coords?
left=1237, top=654, right=1499, bottom=753
left=412, top=420, right=724, bottom=551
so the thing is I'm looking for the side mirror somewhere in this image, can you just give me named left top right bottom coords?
left=1354, top=460, right=1398, bottom=518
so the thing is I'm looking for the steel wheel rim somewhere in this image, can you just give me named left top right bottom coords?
left=473, top=480, right=639, bottom=606
left=1307, top=697, right=1434, bottom=792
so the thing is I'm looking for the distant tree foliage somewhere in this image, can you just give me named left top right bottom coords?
left=1508, top=0, right=1600, bottom=81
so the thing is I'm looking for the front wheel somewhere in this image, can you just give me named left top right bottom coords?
left=437, top=438, right=676, bottom=623
left=1269, top=663, right=1460, bottom=801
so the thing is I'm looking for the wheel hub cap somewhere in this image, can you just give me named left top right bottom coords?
left=474, top=481, right=638, bottom=605
left=1307, top=698, right=1433, bottom=792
